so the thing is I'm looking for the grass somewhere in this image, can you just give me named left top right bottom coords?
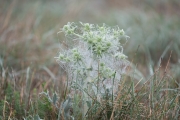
left=0, top=0, right=180, bottom=119
left=0, top=58, right=179, bottom=119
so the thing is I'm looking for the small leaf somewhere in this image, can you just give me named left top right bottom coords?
left=53, top=92, right=58, bottom=105
left=34, top=114, right=41, bottom=120
left=86, top=100, right=91, bottom=108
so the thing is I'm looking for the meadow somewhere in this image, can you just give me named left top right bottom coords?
left=0, top=0, right=180, bottom=119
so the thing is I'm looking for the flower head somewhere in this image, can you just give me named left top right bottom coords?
left=55, top=22, right=130, bottom=99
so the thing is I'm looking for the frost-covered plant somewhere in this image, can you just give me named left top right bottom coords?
left=55, top=22, right=129, bottom=118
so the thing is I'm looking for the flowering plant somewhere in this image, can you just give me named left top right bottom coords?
left=55, top=22, right=129, bottom=118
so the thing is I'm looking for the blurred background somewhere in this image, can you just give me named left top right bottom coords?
left=0, top=0, right=180, bottom=87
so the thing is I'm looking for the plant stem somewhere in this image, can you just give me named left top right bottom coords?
left=64, top=72, right=68, bottom=100
left=97, top=60, right=100, bottom=99
left=112, top=72, right=116, bottom=105
left=109, top=72, right=116, bottom=119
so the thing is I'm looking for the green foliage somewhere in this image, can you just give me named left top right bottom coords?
left=0, top=83, right=25, bottom=119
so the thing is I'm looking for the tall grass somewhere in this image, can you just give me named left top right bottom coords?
left=0, top=53, right=179, bottom=119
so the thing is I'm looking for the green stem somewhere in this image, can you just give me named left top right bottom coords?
left=112, top=72, right=116, bottom=104
left=73, top=33, right=83, bottom=38
left=97, top=60, right=100, bottom=97
left=64, top=72, right=68, bottom=100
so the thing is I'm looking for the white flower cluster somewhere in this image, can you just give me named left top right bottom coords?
left=55, top=22, right=129, bottom=95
